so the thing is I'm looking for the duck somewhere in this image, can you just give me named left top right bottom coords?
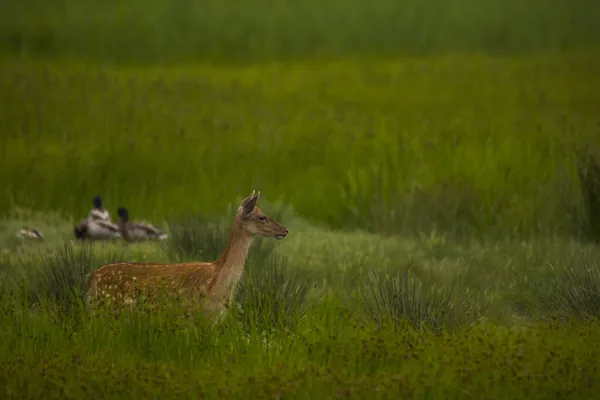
left=74, top=218, right=121, bottom=240
left=16, top=227, right=44, bottom=240
left=116, top=207, right=168, bottom=242
left=88, top=195, right=110, bottom=221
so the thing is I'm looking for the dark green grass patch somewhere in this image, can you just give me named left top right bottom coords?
left=1, top=305, right=600, bottom=399
left=235, top=253, right=318, bottom=334
left=2, top=0, right=600, bottom=64
left=575, top=147, right=600, bottom=242
left=515, top=246, right=600, bottom=321
left=8, top=242, right=124, bottom=307
left=354, top=268, right=483, bottom=332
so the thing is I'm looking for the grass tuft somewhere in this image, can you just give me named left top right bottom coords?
left=14, top=243, right=124, bottom=309
left=521, top=251, right=600, bottom=321
left=355, top=267, right=482, bottom=332
left=235, top=253, right=317, bottom=333
left=577, top=146, right=600, bottom=242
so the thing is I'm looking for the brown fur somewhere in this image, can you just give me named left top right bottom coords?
left=86, top=191, right=288, bottom=317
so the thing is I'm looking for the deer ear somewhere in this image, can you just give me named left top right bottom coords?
left=240, top=190, right=255, bottom=206
left=241, top=190, right=260, bottom=216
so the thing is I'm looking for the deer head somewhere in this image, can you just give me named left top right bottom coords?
left=235, top=191, right=288, bottom=240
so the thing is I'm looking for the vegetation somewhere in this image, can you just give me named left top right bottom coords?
left=2, top=0, right=600, bottom=64
left=2, top=216, right=600, bottom=398
left=2, top=52, right=600, bottom=239
left=2, top=0, right=600, bottom=397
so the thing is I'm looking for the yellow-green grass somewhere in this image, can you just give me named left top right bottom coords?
left=1, top=320, right=598, bottom=399
left=2, top=51, right=600, bottom=237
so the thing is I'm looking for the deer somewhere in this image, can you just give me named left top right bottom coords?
left=86, top=191, right=288, bottom=320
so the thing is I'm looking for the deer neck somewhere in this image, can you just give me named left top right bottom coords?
left=209, top=220, right=254, bottom=297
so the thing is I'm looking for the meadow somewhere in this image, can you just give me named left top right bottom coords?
left=2, top=0, right=600, bottom=398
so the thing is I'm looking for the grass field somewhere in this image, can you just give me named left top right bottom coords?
left=2, top=0, right=600, bottom=398
left=2, top=210, right=600, bottom=398
left=2, top=52, right=600, bottom=238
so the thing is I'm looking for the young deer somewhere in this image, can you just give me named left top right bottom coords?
left=86, top=191, right=288, bottom=318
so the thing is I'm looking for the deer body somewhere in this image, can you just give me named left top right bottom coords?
left=86, top=191, right=288, bottom=316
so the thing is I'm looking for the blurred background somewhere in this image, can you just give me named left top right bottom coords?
left=1, top=0, right=600, bottom=240
left=2, top=0, right=600, bottom=63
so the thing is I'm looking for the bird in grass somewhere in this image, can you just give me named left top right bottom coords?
left=74, top=194, right=121, bottom=240
left=87, top=195, right=111, bottom=222
left=116, top=207, right=168, bottom=242
left=16, top=227, right=44, bottom=240
left=74, top=218, right=121, bottom=240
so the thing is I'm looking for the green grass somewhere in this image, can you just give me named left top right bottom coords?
left=2, top=212, right=600, bottom=398
left=1, top=0, right=600, bottom=64
left=2, top=51, right=600, bottom=239
left=3, top=1, right=600, bottom=396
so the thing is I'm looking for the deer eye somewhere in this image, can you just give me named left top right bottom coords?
left=257, top=216, right=267, bottom=222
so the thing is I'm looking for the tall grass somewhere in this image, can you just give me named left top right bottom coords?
left=2, top=242, right=125, bottom=327
left=1, top=53, right=599, bottom=239
left=235, top=253, right=317, bottom=333
left=576, top=148, right=600, bottom=242
left=355, top=268, right=482, bottom=332
left=1, top=0, right=600, bottom=64
left=516, top=248, right=600, bottom=321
